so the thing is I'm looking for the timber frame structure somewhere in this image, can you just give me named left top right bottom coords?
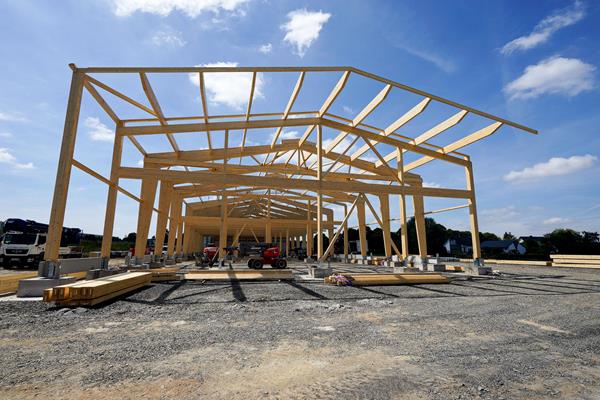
left=44, top=64, right=536, bottom=264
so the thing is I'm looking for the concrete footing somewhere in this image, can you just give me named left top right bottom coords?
left=309, top=265, right=333, bottom=278
left=17, top=277, right=76, bottom=297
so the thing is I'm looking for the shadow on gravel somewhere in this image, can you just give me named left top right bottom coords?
left=284, top=281, right=329, bottom=300
left=230, top=279, right=247, bottom=302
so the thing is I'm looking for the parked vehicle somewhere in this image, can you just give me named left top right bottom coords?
left=0, top=218, right=82, bottom=268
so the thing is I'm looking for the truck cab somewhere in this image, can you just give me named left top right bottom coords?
left=0, top=232, right=47, bottom=268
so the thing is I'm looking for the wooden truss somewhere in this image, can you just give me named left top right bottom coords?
left=45, top=64, right=536, bottom=263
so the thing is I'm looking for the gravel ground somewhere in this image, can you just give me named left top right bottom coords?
left=0, top=263, right=599, bottom=399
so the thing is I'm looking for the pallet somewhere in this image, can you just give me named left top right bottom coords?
left=184, top=269, right=293, bottom=281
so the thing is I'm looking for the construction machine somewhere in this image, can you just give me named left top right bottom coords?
left=247, top=243, right=287, bottom=269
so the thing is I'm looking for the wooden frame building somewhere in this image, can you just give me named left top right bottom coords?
left=44, top=65, right=536, bottom=264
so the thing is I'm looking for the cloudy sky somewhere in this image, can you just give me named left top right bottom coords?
left=0, top=0, right=599, bottom=238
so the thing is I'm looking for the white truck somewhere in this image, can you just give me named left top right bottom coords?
left=0, top=218, right=82, bottom=268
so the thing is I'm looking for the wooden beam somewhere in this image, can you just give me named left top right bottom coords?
left=271, top=71, right=305, bottom=147
left=45, top=69, right=84, bottom=261
left=325, top=84, right=392, bottom=153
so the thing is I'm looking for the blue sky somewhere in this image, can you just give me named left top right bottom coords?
left=0, top=0, right=599, bottom=238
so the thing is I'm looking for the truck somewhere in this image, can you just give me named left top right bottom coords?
left=0, top=218, right=82, bottom=268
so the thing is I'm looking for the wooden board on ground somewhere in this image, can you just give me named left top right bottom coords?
left=549, top=263, right=600, bottom=269
left=551, top=254, right=600, bottom=261
left=184, top=269, right=293, bottom=280
left=0, top=272, right=38, bottom=295
left=325, top=273, right=450, bottom=286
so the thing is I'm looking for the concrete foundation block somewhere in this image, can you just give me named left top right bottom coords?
left=425, top=264, right=447, bottom=272
left=309, top=265, right=333, bottom=278
left=17, top=277, right=77, bottom=297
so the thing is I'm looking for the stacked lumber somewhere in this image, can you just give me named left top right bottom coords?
left=444, top=265, right=465, bottom=272
left=129, top=267, right=181, bottom=282
left=0, top=272, right=38, bottom=295
left=43, top=272, right=151, bottom=306
left=184, top=269, right=293, bottom=280
left=550, top=255, right=600, bottom=269
left=325, top=273, right=450, bottom=286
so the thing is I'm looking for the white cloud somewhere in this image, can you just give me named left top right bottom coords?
left=84, top=117, right=114, bottom=142
left=323, top=136, right=358, bottom=154
left=280, top=130, right=299, bottom=140
left=501, top=1, right=585, bottom=54
left=504, top=154, right=597, bottom=182
left=151, top=29, right=186, bottom=47
left=259, top=43, right=272, bottom=54
left=0, top=132, right=13, bottom=139
left=543, top=217, right=569, bottom=225
left=423, top=181, right=441, bottom=188
left=342, top=105, right=354, bottom=115
left=112, top=0, right=249, bottom=18
left=504, top=56, right=596, bottom=100
left=395, top=44, right=456, bottom=73
left=0, top=148, right=35, bottom=170
left=281, top=9, right=331, bottom=57
left=188, top=62, right=264, bottom=109
left=0, top=112, right=27, bottom=122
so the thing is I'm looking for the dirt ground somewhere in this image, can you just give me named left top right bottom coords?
left=0, top=262, right=599, bottom=399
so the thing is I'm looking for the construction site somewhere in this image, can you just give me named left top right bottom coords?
left=1, top=65, right=599, bottom=399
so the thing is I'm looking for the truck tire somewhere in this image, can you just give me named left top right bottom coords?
left=272, top=259, right=287, bottom=269
left=249, top=259, right=263, bottom=269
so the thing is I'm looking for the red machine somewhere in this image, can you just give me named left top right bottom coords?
left=202, top=244, right=220, bottom=266
left=247, top=243, right=287, bottom=269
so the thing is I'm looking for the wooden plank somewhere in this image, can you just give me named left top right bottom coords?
left=184, top=269, right=293, bottom=280
left=549, top=263, right=600, bottom=269
left=271, top=71, right=305, bottom=147
left=324, top=273, right=450, bottom=285
left=0, top=272, right=38, bottom=294
left=551, top=254, right=600, bottom=260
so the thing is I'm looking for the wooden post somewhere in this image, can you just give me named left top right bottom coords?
left=343, top=204, right=349, bottom=259
left=45, top=66, right=85, bottom=262
left=412, top=188, right=428, bottom=258
left=306, top=201, right=312, bottom=257
left=167, top=196, right=182, bottom=257
left=286, top=228, right=290, bottom=257
left=465, top=161, right=482, bottom=259
left=317, top=125, right=323, bottom=258
left=182, top=206, right=192, bottom=256
left=154, top=180, right=173, bottom=255
left=396, top=148, right=409, bottom=258
left=379, top=194, right=392, bottom=257
left=265, top=193, right=272, bottom=243
left=134, top=166, right=158, bottom=258
left=219, top=193, right=228, bottom=258
left=357, top=197, right=367, bottom=256
left=100, top=129, right=123, bottom=258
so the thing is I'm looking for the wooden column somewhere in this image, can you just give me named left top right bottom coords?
left=167, top=196, right=182, bottom=257
left=327, top=213, right=334, bottom=255
left=412, top=188, right=428, bottom=258
left=343, top=204, right=349, bottom=259
left=265, top=190, right=272, bottom=243
left=465, top=161, right=482, bottom=259
left=100, top=130, right=123, bottom=258
left=357, top=197, right=367, bottom=257
left=219, top=193, right=228, bottom=258
left=45, top=67, right=84, bottom=262
left=379, top=194, right=392, bottom=257
left=317, top=125, right=323, bottom=258
left=399, top=195, right=409, bottom=258
left=306, top=201, right=312, bottom=257
left=397, top=148, right=409, bottom=258
left=154, top=180, right=173, bottom=255
left=134, top=167, right=158, bottom=257
left=286, top=229, right=290, bottom=257
left=182, top=206, right=192, bottom=256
